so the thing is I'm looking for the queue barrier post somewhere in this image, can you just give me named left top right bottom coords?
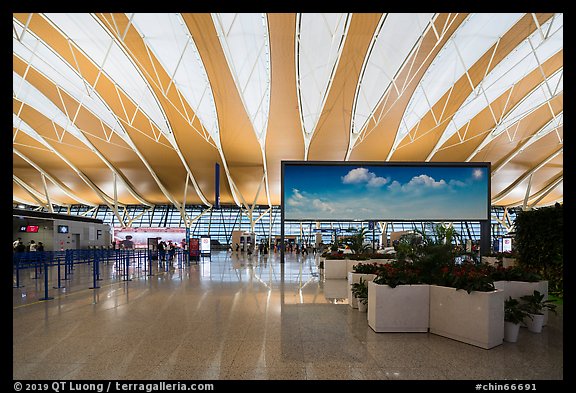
left=39, top=259, right=54, bottom=301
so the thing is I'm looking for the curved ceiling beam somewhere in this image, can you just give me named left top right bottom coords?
left=465, top=68, right=562, bottom=163
left=426, top=14, right=561, bottom=162
left=347, top=13, right=466, bottom=162
left=14, top=114, right=129, bottom=222
left=13, top=55, right=154, bottom=207
left=491, top=112, right=562, bottom=174
left=44, top=13, right=174, bottom=138
left=491, top=147, right=562, bottom=204
left=306, top=13, right=382, bottom=161
left=295, top=13, right=350, bottom=159
left=183, top=13, right=262, bottom=208
left=391, top=13, right=527, bottom=159
left=264, top=13, right=305, bottom=206
left=13, top=148, right=98, bottom=207
left=13, top=174, right=66, bottom=208
left=13, top=77, right=126, bottom=208
left=35, top=14, right=192, bottom=208
left=502, top=174, right=562, bottom=209
left=347, top=13, right=435, bottom=160
left=95, top=14, right=212, bottom=211
left=13, top=13, right=186, bottom=208
left=211, top=13, right=272, bottom=207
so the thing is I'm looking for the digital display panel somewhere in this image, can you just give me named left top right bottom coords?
left=200, top=236, right=211, bottom=254
left=57, top=225, right=69, bottom=233
left=26, top=225, right=39, bottom=233
left=282, top=162, right=490, bottom=221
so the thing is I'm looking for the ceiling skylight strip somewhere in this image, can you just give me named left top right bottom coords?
left=295, top=13, right=350, bottom=150
left=129, top=13, right=220, bottom=141
left=465, top=68, right=563, bottom=162
left=396, top=13, right=524, bottom=143
left=433, top=14, right=562, bottom=152
left=351, top=13, right=435, bottom=136
left=211, top=13, right=271, bottom=143
left=13, top=19, right=127, bottom=137
left=42, top=13, right=172, bottom=137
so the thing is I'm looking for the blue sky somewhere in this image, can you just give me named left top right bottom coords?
left=283, top=164, right=489, bottom=220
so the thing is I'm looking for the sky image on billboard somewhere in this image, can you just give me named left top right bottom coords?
left=283, top=164, right=489, bottom=221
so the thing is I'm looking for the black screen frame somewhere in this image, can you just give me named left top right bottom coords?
left=281, top=160, right=491, bottom=222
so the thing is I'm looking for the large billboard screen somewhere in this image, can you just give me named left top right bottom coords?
left=282, top=161, right=490, bottom=221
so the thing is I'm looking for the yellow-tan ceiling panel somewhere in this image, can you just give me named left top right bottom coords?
left=306, top=13, right=382, bottom=161
left=390, top=13, right=553, bottom=161
left=265, top=13, right=305, bottom=206
left=182, top=13, right=266, bottom=206
left=95, top=13, right=234, bottom=206
left=348, top=13, right=467, bottom=162
left=432, top=52, right=562, bottom=163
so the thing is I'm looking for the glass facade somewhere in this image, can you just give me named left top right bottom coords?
left=14, top=204, right=518, bottom=251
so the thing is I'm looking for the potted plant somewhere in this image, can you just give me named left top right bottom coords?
left=504, top=296, right=531, bottom=343
left=347, top=262, right=381, bottom=308
left=368, top=260, right=430, bottom=332
left=351, top=278, right=368, bottom=312
left=519, top=290, right=557, bottom=333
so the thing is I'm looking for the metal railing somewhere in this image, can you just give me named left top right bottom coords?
left=13, top=249, right=192, bottom=301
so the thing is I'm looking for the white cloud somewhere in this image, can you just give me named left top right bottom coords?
left=287, top=188, right=305, bottom=206
left=312, top=198, right=334, bottom=212
left=286, top=189, right=334, bottom=213
left=406, top=174, right=446, bottom=189
left=387, top=174, right=447, bottom=194
left=342, top=167, right=388, bottom=187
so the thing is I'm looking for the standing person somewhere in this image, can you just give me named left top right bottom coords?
left=168, top=241, right=176, bottom=264
left=122, top=236, right=134, bottom=249
left=13, top=237, right=22, bottom=251
left=36, top=242, right=45, bottom=252
left=15, top=241, right=26, bottom=253
left=157, top=240, right=166, bottom=266
left=29, top=240, right=37, bottom=252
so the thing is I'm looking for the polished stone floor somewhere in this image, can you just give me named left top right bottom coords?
left=12, top=251, right=563, bottom=381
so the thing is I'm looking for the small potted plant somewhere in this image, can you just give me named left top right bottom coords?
left=351, top=277, right=368, bottom=312
left=519, top=290, right=557, bottom=333
left=504, top=296, right=531, bottom=342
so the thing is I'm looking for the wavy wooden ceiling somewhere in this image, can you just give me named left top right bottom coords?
left=12, top=13, right=563, bottom=215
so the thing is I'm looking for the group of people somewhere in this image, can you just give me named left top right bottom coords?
left=157, top=240, right=178, bottom=265
left=12, top=238, right=44, bottom=252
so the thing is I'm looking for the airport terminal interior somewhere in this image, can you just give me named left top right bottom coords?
left=12, top=13, right=563, bottom=383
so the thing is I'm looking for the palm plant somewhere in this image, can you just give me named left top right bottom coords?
left=346, top=228, right=371, bottom=255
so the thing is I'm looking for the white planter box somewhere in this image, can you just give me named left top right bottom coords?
left=429, top=285, right=504, bottom=349
left=347, top=272, right=376, bottom=308
left=481, top=256, right=499, bottom=266
left=494, top=280, right=549, bottom=325
left=324, top=259, right=348, bottom=279
left=368, top=282, right=430, bottom=332
left=502, top=257, right=517, bottom=268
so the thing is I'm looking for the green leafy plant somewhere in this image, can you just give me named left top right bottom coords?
left=514, top=204, right=563, bottom=298
left=504, top=296, right=532, bottom=324
left=350, top=277, right=369, bottom=304
left=343, top=228, right=371, bottom=255
left=352, top=262, right=383, bottom=274
left=519, top=290, right=557, bottom=316
left=486, top=265, right=542, bottom=282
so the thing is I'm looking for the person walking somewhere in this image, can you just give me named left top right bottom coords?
left=29, top=240, right=37, bottom=252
